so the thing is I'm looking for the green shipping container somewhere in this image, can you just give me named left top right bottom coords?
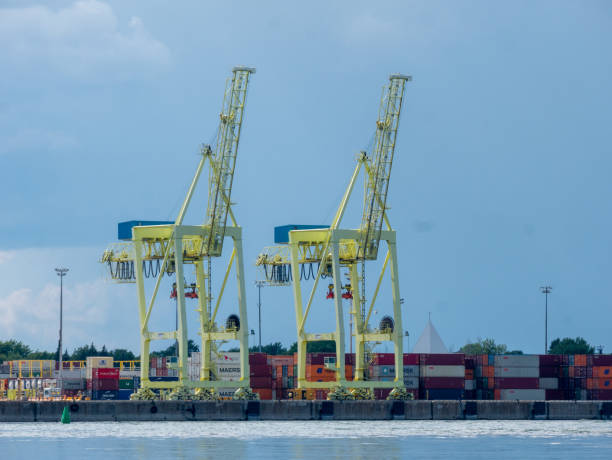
left=119, top=378, right=135, bottom=389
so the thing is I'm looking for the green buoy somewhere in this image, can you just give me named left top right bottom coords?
left=61, top=406, right=71, bottom=424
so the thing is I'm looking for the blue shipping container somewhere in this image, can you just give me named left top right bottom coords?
left=92, top=390, right=118, bottom=400
left=118, top=221, right=174, bottom=240
left=274, top=225, right=329, bottom=244
left=149, top=376, right=179, bottom=382
left=117, top=389, right=134, bottom=400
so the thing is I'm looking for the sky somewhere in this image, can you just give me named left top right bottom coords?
left=1, top=0, right=611, bottom=356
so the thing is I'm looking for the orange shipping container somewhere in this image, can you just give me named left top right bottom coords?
left=494, top=389, right=501, bottom=400
left=465, top=369, right=474, bottom=379
left=488, top=378, right=495, bottom=389
left=587, top=378, right=612, bottom=390
left=254, top=388, right=273, bottom=400
left=593, top=367, right=612, bottom=378
left=569, top=366, right=575, bottom=378
left=574, top=355, right=587, bottom=367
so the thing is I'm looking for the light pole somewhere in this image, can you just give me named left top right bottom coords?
left=540, top=286, right=552, bottom=354
left=55, top=267, right=69, bottom=391
left=255, top=281, right=265, bottom=353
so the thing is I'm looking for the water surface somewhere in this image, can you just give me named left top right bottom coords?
left=1, top=420, right=610, bottom=459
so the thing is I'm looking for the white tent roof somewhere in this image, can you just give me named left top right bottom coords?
left=412, top=320, right=448, bottom=353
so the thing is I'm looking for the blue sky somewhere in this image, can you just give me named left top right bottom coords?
left=1, top=0, right=611, bottom=355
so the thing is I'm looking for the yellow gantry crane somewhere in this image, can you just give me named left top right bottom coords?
left=256, top=74, right=411, bottom=392
left=101, top=67, right=256, bottom=398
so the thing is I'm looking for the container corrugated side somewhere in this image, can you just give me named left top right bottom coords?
left=494, top=366, right=539, bottom=378
left=420, top=365, right=465, bottom=378
left=494, top=355, right=539, bottom=368
left=498, top=389, right=545, bottom=400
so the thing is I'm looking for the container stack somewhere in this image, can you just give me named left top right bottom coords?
left=269, top=355, right=294, bottom=399
left=403, top=353, right=419, bottom=399
left=588, top=355, right=612, bottom=400
left=494, top=355, right=544, bottom=400
left=88, top=368, right=120, bottom=400
left=150, top=357, right=168, bottom=377
left=304, top=352, right=337, bottom=383
left=250, top=353, right=272, bottom=399
left=419, top=354, right=465, bottom=400
left=474, top=354, right=495, bottom=399
left=539, top=354, right=565, bottom=400
left=464, top=356, right=476, bottom=399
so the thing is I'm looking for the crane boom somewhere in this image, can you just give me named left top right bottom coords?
left=205, top=67, right=255, bottom=257
left=358, top=74, right=410, bottom=260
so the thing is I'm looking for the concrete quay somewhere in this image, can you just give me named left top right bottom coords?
left=0, top=400, right=610, bottom=422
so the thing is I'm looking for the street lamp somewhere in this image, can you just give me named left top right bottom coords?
left=540, top=286, right=552, bottom=354
left=255, top=281, right=265, bottom=353
left=55, top=267, right=69, bottom=391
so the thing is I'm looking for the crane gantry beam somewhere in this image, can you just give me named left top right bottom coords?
left=101, top=67, right=256, bottom=399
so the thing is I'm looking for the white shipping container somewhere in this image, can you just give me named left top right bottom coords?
left=213, top=352, right=241, bottom=364
left=61, top=369, right=85, bottom=379
left=370, top=365, right=395, bottom=377
left=465, top=380, right=476, bottom=390
left=62, top=379, right=85, bottom=390
left=403, top=365, right=419, bottom=377
left=494, top=355, right=539, bottom=368
left=86, top=357, right=113, bottom=379
left=494, top=367, right=539, bottom=378
left=499, top=389, right=545, bottom=400
left=539, top=378, right=558, bottom=389
left=420, top=365, right=465, bottom=378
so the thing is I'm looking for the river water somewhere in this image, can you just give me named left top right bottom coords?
left=1, top=420, right=611, bottom=459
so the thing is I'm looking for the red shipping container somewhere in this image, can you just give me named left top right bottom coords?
left=592, top=355, right=612, bottom=366
left=250, top=365, right=272, bottom=377
left=420, top=377, right=464, bottom=389
left=92, top=368, right=120, bottom=379
left=539, top=367, right=561, bottom=378
left=545, top=389, right=568, bottom=400
left=540, top=355, right=563, bottom=367
left=420, top=354, right=465, bottom=366
left=590, top=389, right=612, bottom=400
left=92, top=379, right=119, bottom=391
left=372, top=354, right=395, bottom=365
left=495, top=378, right=539, bottom=389
left=253, top=388, right=273, bottom=400
left=248, top=353, right=268, bottom=365
left=250, top=376, right=272, bottom=388
left=403, top=354, right=419, bottom=365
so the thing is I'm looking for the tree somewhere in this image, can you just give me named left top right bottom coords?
left=112, top=348, right=137, bottom=361
left=249, top=342, right=290, bottom=355
left=548, top=337, right=594, bottom=354
left=287, top=341, right=336, bottom=354
left=460, top=338, right=522, bottom=355
left=150, top=340, right=199, bottom=357
left=70, top=342, right=99, bottom=361
left=0, top=340, right=32, bottom=360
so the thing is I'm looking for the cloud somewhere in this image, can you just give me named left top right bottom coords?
left=0, top=128, right=78, bottom=155
left=0, top=279, right=128, bottom=351
left=0, top=251, right=15, bottom=265
left=0, top=246, right=139, bottom=352
left=0, top=0, right=170, bottom=79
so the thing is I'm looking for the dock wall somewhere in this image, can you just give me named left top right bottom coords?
left=1, top=400, right=611, bottom=422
